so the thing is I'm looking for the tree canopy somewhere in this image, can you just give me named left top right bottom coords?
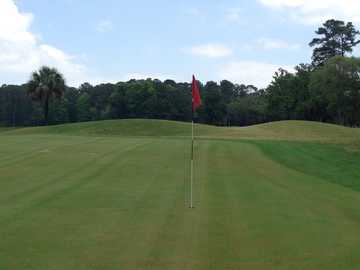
left=309, top=19, right=360, bottom=66
left=27, top=66, right=66, bottom=125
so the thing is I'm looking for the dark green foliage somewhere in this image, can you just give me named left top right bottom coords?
left=266, top=56, right=360, bottom=126
left=64, top=87, right=80, bottom=123
left=108, top=84, right=128, bottom=119
left=266, top=64, right=313, bottom=121
left=76, top=92, right=93, bottom=122
left=227, top=91, right=267, bottom=126
left=310, top=19, right=360, bottom=66
left=203, top=81, right=227, bottom=125
left=309, top=56, right=360, bottom=125
left=27, top=66, right=66, bottom=125
left=1, top=75, right=268, bottom=127
left=0, top=84, right=33, bottom=126
left=267, top=69, right=298, bottom=120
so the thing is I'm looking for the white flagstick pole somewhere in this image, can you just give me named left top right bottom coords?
left=190, top=119, right=194, bottom=208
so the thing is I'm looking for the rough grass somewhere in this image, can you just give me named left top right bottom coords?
left=253, top=140, right=360, bottom=191
left=1, top=120, right=360, bottom=269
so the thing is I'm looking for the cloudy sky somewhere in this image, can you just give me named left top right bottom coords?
left=1, top=0, right=360, bottom=87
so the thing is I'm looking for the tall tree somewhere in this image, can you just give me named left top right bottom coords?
left=266, top=69, right=298, bottom=120
left=227, top=91, right=267, bottom=126
left=27, top=66, right=66, bottom=125
left=309, top=56, right=360, bottom=125
left=76, top=93, right=93, bottom=122
left=108, top=84, right=128, bottom=119
left=203, top=81, right=226, bottom=125
left=309, top=19, right=360, bottom=66
left=220, top=80, right=235, bottom=104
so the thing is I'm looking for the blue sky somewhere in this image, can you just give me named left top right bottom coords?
left=1, top=0, right=360, bottom=87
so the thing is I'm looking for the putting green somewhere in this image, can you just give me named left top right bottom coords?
left=1, top=120, right=360, bottom=270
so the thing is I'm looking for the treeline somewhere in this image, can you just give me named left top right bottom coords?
left=0, top=80, right=264, bottom=126
left=267, top=57, right=360, bottom=126
left=1, top=19, right=360, bottom=127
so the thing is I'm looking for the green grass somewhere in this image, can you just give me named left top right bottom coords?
left=1, top=119, right=360, bottom=269
left=0, top=127, right=14, bottom=133
left=5, top=119, right=360, bottom=143
left=253, top=140, right=360, bottom=192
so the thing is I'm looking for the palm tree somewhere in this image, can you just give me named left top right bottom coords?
left=27, top=66, right=66, bottom=125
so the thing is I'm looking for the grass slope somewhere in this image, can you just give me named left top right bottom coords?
left=0, top=127, right=14, bottom=133
left=4, top=119, right=360, bottom=143
left=253, top=140, right=360, bottom=192
left=1, top=120, right=360, bottom=269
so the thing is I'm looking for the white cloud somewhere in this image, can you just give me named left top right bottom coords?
left=0, top=0, right=99, bottom=86
left=95, top=20, right=113, bottom=33
left=256, top=38, right=301, bottom=50
left=0, top=0, right=34, bottom=43
left=186, top=44, right=233, bottom=58
left=219, top=61, right=294, bottom=88
left=259, top=0, right=360, bottom=24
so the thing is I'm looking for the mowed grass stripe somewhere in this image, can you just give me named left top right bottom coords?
left=0, top=139, right=152, bottom=225
left=0, top=139, right=192, bottom=269
left=0, top=137, right=143, bottom=202
left=192, top=140, right=360, bottom=269
left=192, top=141, right=239, bottom=270
left=252, top=140, right=360, bottom=192
left=0, top=135, right=100, bottom=168
left=110, top=140, right=190, bottom=269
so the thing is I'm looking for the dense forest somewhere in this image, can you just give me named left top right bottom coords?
left=2, top=19, right=360, bottom=127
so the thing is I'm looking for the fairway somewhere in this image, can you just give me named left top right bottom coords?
left=1, top=120, right=360, bottom=269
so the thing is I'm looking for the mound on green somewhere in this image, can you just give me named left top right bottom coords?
left=1, top=119, right=360, bottom=270
left=0, top=127, right=14, bottom=133
left=4, top=119, right=360, bottom=143
left=3, top=119, right=211, bottom=137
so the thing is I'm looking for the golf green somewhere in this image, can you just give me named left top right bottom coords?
left=1, top=120, right=360, bottom=270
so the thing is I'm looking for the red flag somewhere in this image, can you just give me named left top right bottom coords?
left=192, top=75, right=202, bottom=111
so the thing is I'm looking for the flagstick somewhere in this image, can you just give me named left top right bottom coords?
left=190, top=119, right=194, bottom=208
left=190, top=74, right=201, bottom=209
